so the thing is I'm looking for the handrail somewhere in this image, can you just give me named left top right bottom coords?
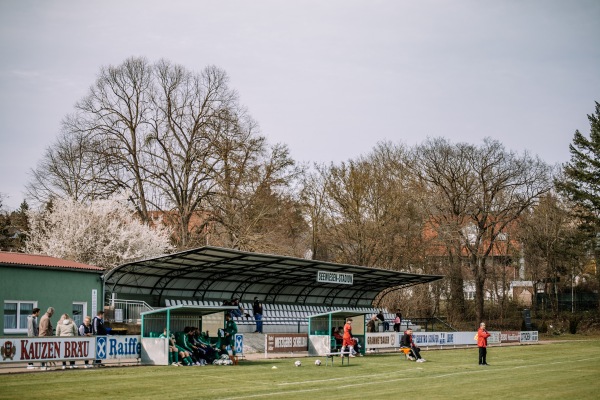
left=433, top=316, right=458, bottom=331
left=106, top=299, right=154, bottom=324
left=408, top=316, right=458, bottom=332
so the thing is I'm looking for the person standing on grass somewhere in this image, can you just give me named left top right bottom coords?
left=223, top=313, right=238, bottom=355
left=78, top=316, right=94, bottom=368
left=340, top=318, right=356, bottom=357
left=38, top=307, right=54, bottom=370
left=56, top=313, right=78, bottom=369
left=477, top=322, right=491, bottom=366
left=26, top=308, right=40, bottom=370
left=92, top=310, right=108, bottom=366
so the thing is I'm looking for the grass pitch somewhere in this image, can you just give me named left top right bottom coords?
left=2, top=340, right=599, bottom=400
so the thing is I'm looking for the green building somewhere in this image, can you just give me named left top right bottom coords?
left=0, top=252, right=104, bottom=336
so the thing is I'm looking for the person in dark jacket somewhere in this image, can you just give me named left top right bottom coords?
left=92, top=311, right=107, bottom=366
left=92, top=310, right=108, bottom=335
left=26, top=308, right=40, bottom=369
left=376, top=310, right=389, bottom=331
left=79, top=316, right=94, bottom=368
left=252, top=297, right=263, bottom=333
left=400, top=329, right=425, bottom=362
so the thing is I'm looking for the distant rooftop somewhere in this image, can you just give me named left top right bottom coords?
left=0, top=251, right=104, bottom=272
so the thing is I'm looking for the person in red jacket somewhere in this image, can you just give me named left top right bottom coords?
left=477, top=322, right=491, bottom=366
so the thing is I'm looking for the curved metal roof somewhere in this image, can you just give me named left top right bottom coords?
left=104, top=246, right=443, bottom=308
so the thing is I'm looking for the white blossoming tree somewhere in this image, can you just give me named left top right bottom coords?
left=25, top=194, right=174, bottom=269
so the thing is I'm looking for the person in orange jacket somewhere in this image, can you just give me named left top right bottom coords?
left=477, top=322, right=491, bottom=366
left=340, top=318, right=357, bottom=357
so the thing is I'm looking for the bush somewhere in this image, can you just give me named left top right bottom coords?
left=569, top=316, right=580, bottom=334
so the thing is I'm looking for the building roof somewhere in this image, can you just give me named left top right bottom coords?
left=0, top=252, right=104, bottom=272
left=104, top=246, right=443, bottom=308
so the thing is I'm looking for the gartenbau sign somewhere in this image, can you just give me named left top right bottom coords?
left=317, top=271, right=353, bottom=285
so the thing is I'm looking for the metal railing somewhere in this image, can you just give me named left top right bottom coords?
left=107, top=299, right=154, bottom=324
left=409, top=317, right=458, bottom=332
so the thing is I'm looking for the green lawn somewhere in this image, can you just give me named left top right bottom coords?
left=2, top=340, right=600, bottom=400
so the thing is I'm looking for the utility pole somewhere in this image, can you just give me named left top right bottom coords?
left=571, top=265, right=574, bottom=314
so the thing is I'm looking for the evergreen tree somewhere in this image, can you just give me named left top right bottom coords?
left=555, top=101, right=600, bottom=308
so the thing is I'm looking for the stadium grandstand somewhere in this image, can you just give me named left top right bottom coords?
left=103, top=246, right=443, bottom=333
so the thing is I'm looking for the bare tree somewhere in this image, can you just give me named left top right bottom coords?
left=64, top=57, right=155, bottom=222
left=518, top=193, right=586, bottom=315
left=300, top=168, right=329, bottom=260
left=415, top=138, right=552, bottom=322
left=314, top=142, right=426, bottom=268
left=207, top=112, right=304, bottom=253
left=145, top=61, right=237, bottom=247
left=26, top=130, right=109, bottom=205
left=27, top=57, right=301, bottom=251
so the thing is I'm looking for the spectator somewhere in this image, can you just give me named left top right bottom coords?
left=38, top=307, right=54, bottom=371
left=366, top=314, right=378, bottom=333
left=393, top=311, right=402, bottom=332
left=92, top=310, right=108, bottom=335
left=366, top=315, right=379, bottom=353
left=230, top=298, right=244, bottom=318
left=377, top=310, right=388, bottom=331
left=78, top=316, right=94, bottom=368
left=26, top=307, right=40, bottom=370
left=400, top=329, right=425, bottom=362
left=332, top=327, right=343, bottom=349
left=92, top=310, right=108, bottom=366
left=252, top=297, right=263, bottom=333
left=477, top=322, right=491, bottom=366
left=340, top=318, right=356, bottom=358
left=56, top=313, right=78, bottom=369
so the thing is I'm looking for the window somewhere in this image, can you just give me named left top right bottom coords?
left=4, top=301, right=36, bottom=334
left=72, top=302, right=86, bottom=327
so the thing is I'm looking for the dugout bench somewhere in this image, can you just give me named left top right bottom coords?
left=140, top=304, right=237, bottom=366
left=324, top=351, right=354, bottom=366
left=307, top=310, right=366, bottom=359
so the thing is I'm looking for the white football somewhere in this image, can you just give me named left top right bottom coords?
left=314, top=359, right=322, bottom=366
left=294, top=360, right=302, bottom=367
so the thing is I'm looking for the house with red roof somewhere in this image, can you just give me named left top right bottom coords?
left=0, top=252, right=104, bottom=336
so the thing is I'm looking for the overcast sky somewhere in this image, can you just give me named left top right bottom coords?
left=1, top=0, right=599, bottom=210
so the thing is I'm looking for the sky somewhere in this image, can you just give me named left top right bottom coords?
left=0, top=0, right=599, bottom=210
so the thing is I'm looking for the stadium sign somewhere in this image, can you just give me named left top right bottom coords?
left=266, top=334, right=308, bottom=354
left=97, top=335, right=141, bottom=360
left=500, top=331, right=520, bottom=343
left=0, top=337, right=95, bottom=363
left=317, top=271, right=353, bottom=285
left=365, top=332, right=396, bottom=349
left=519, top=331, right=538, bottom=343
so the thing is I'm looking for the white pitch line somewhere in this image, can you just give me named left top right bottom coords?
left=339, top=356, right=600, bottom=388
left=222, top=387, right=321, bottom=400
left=233, top=355, right=600, bottom=398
